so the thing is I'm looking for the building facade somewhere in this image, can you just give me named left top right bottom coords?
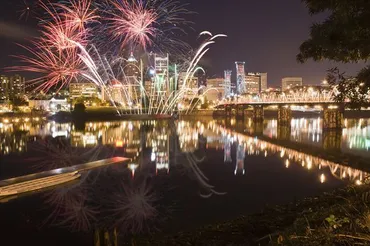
left=235, top=62, right=246, bottom=94
left=10, top=74, right=26, bottom=98
left=260, top=73, right=268, bottom=92
left=245, top=72, right=268, bottom=94
left=223, top=70, right=232, bottom=97
left=205, top=78, right=224, bottom=101
left=0, top=75, right=9, bottom=101
left=282, top=77, right=303, bottom=91
left=69, top=82, right=100, bottom=100
left=0, top=74, right=26, bottom=100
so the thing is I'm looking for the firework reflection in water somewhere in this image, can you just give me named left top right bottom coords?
left=110, top=176, right=159, bottom=235
left=42, top=183, right=98, bottom=232
left=28, top=136, right=108, bottom=171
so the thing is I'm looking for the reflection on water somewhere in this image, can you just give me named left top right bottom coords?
left=237, top=117, right=370, bottom=157
left=1, top=116, right=370, bottom=243
left=210, top=121, right=368, bottom=185
left=0, top=116, right=369, bottom=178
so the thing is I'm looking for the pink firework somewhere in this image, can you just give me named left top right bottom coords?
left=12, top=40, right=81, bottom=92
left=38, top=1, right=87, bottom=52
left=56, top=0, right=99, bottom=31
left=41, top=20, right=86, bottom=52
left=108, top=0, right=158, bottom=49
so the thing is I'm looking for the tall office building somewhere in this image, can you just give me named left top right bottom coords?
left=245, top=72, right=268, bottom=93
left=0, top=74, right=26, bottom=100
left=154, top=54, right=169, bottom=93
left=9, top=74, right=26, bottom=98
left=123, top=52, right=142, bottom=104
left=223, top=70, right=232, bottom=96
left=235, top=62, right=246, bottom=94
left=0, top=75, right=9, bottom=101
left=260, top=73, right=268, bottom=92
left=282, top=77, right=303, bottom=91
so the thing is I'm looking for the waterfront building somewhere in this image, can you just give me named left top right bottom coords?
left=69, top=82, right=100, bottom=100
left=205, top=77, right=224, bottom=102
left=245, top=72, right=268, bottom=94
left=0, top=75, right=9, bottom=101
left=178, top=72, right=199, bottom=100
left=9, top=74, right=26, bottom=98
left=235, top=61, right=246, bottom=94
left=28, top=97, right=69, bottom=112
left=154, top=53, right=169, bottom=93
left=0, top=74, right=26, bottom=100
left=282, top=77, right=303, bottom=91
left=223, top=70, right=232, bottom=97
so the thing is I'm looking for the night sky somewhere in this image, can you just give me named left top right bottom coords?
left=0, top=0, right=364, bottom=87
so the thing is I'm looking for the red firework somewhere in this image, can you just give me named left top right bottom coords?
left=41, top=20, right=87, bottom=52
left=56, top=0, right=99, bottom=31
left=108, top=0, right=158, bottom=49
left=11, top=40, right=81, bottom=92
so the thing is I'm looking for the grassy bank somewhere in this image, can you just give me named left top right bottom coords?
left=132, top=183, right=370, bottom=245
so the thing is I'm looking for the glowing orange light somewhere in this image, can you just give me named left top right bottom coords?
left=115, top=140, right=124, bottom=147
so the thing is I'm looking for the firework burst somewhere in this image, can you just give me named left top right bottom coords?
left=108, top=0, right=157, bottom=50
left=18, top=0, right=32, bottom=21
left=57, top=0, right=99, bottom=31
left=11, top=41, right=81, bottom=92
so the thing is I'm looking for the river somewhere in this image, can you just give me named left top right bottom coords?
left=0, top=115, right=369, bottom=245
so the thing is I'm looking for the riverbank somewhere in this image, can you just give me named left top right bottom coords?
left=133, top=183, right=370, bottom=245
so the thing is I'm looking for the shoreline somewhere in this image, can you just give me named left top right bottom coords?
left=133, top=183, right=370, bottom=245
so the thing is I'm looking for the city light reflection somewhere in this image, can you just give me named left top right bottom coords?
left=1, top=116, right=369, bottom=186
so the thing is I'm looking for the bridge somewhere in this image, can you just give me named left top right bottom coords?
left=214, top=91, right=346, bottom=129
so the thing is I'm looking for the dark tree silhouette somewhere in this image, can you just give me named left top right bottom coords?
left=298, top=0, right=370, bottom=106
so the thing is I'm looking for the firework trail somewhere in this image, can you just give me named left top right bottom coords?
left=11, top=0, right=225, bottom=115
left=172, top=121, right=227, bottom=198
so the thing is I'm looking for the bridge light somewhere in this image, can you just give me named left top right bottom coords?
left=320, top=174, right=326, bottom=183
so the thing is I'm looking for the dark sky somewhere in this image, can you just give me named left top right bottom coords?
left=0, top=0, right=364, bottom=87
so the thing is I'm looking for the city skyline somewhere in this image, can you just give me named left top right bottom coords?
left=0, top=0, right=365, bottom=87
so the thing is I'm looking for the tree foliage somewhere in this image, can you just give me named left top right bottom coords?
left=298, top=0, right=370, bottom=105
left=298, top=0, right=370, bottom=64
left=73, top=103, right=86, bottom=114
left=327, top=68, right=368, bottom=109
left=10, top=96, right=28, bottom=106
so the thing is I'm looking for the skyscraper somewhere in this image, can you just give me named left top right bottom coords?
left=124, top=52, right=142, bottom=104
left=260, top=73, right=268, bottom=92
left=154, top=54, right=169, bottom=93
left=235, top=62, right=246, bottom=94
left=9, top=74, right=26, bottom=98
left=0, top=75, right=9, bottom=101
left=223, top=70, right=232, bottom=96
left=0, top=74, right=26, bottom=100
